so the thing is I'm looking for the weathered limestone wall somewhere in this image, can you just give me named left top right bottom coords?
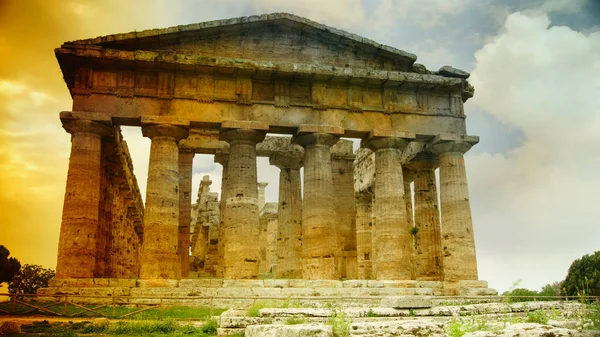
left=331, top=140, right=357, bottom=279
left=258, top=203, right=278, bottom=276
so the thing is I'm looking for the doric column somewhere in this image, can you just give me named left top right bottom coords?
left=214, top=150, right=229, bottom=277
left=363, top=131, right=415, bottom=280
left=56, top=119, right=113, bottom=279
left=178, top=149, right=194, bottom=278
left=258, top=202, right=278, bottom=275
left=428, top=135, right=479, bottom=281
left=355, top=190, right=373, bottom=280
left=270, top=150, right=303, bottom=279
left=139, top=124, right=189, bottom=279
left=257, top=182, right=268, bottom=212
left=294, top=126, right=341, bottom=280
left=219, top=125, right=266, bottom=279
left=406, top=153, right=442, bottom=280
left=331, top=140, right=357, bottom=279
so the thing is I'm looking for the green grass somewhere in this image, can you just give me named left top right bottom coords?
left=285, top=317, right=307, bottom=325
left=20, top=318, right=219, bottom=336
left=326, top=310, right=351, bottom=337
left=0, top=300, right=225, bottom=319
left=526, top=310, right=549, bottom=324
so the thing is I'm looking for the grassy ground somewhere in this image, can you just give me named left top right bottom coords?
left=18, top=318, right=219, bottom=336
left=0, top=300, right=226, bottom=319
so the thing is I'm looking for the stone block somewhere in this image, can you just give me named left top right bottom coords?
left=179, top=278, right=223, bottom=288
left=342, top=280, right=367, bottom=288
left=366, top=280, right=384, bottom=288
left=349, top=319, right=444, bottom=337
left=263, top=279, right=290, bottom=288
left=221, top=120, right=269, bottom=131
left=281, top=288, right=319, bottom=297
left=245, top=324, right=333, bottom=337
left=136, top=279, right=180, bottom=288
left=222, top=279, right=265, bottom=288
left=370, top=129, right=416, bottom=140
left=0, top=321, right=21, bottom=335
left=297, top=124, right=344, bottom=136
left=381, top=280, right=418, bottom=288
left=380, top=296, right=433, bottom=309
left=416, top=281, right=443, bottom=289
left=93, top=278, right=110, bottom=286
left=458, top=280, right=488, bottom=288
left=108, top=279, right=137, bottom=287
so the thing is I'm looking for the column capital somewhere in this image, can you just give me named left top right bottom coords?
left=362, top=137, right=410, bottom=152
left=269, top=150, right=303, bottom=170
left=293, top=132, right=339, bottom=148
left=257, top=182, right=268, bottom=189
left=405, top=152, right=438, bottom=171
left=142, top=124, right=189, bottom=141
left=220, top=129, right=266, bottom=145
left=427, top=134, right=479, bottom=155
left=214, top=149, right=229, bottom=166
left=62, top=119, right=113, bottom=137
left=200, top=175, right=213, bottom=188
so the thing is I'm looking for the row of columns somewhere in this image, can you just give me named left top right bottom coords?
left=57, top=119, right=477, bottom=282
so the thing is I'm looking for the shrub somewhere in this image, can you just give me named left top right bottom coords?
left=563, top=251, right=600, bottom=297
left=8, top=264, right=55, bottom=294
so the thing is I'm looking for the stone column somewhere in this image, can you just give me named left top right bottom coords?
left=220, top=127, right=266, bottom=279
left=214, top=151, right=229, bottom=277
left=428, top=135, right=479, bottom=281
left=355, top=190, right=373, bottom=280
left=178, top=149, right=194, bottom=278
left=56, top=119, right=113, bottom=279
left=139, top=124, right=189, bottom=279
left=258, top=203, right=278, bottom=275
left=257, top=182, right=268, bottom=212
left=363, top=131, right=415, bottom=280
left=270, top=150, right=303, bottom=279
left=294, top=127, right=341, bottom=280
left=331, top=141, right=357, bottom=279
left=406, top=153, right=442, bottom=280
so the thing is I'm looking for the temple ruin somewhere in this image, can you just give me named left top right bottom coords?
left=48, top=13, right=495, bottom=298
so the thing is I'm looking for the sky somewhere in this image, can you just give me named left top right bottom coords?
left=0, top=0, right=599, bottom=293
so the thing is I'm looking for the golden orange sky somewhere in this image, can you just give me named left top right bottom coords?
left=0, top=0, right=178, bottom=270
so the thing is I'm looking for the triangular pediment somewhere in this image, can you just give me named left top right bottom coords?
left=65, top=13, right=417, bottom=72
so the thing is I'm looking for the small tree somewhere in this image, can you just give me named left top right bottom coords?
left=563, top=251, right=600, bottom=297
left=8, top=264, right=55, bottom=295
left=0, top=245, right=21, bottom=284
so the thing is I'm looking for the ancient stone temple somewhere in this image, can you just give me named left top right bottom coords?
left=49, top=13, right=494, bottom=297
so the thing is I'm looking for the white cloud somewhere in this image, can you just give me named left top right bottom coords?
left=468, top=12, right=600, bottom=292
left=372, top=0, right=471, bottom=30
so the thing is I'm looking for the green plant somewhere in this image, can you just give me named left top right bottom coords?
left=247, top=300, right=274, bottom=317
left=446, top=319, right=465, bottom=337
left=0, top=245, right=21, bottom=284
left=365, top=308, right=379, bottom=317
left=409, top=308, right=415, bottom=317
left=563, top=251, right=600, bottom=297
left=526, top=310, right=548, bottom=324
left=8, top=264, right=55, bottom=294
left=327, top=310, right=351, bottom=337
left=285, top=317, right=307, bottom=325
left=200, top=318, right=218, bottom=334
left=281, top=297, right=302, bottom=308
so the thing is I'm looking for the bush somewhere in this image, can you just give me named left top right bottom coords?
left=8, top=264, right=55, bottom=294
left=563, top=251, right=600, bottom=297
left=0, top=245, right=21, bottom=284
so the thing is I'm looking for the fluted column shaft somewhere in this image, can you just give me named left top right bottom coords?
left=178, top=150, right=194, bottom=278
left=139, top=124, right=189, bottom=279
left=270, top=152, right=303, bottom=278
left=355, top=190, right=373, bottom=280
left=214, top=152, right=229, bottom=278
left=364, top=137, right=413, bottom=280
left=429, top=141, right=478, bottom=281
left=220, top=129, right=266, bottom=279
left=56, top=120, right=113, bottom=278
left=408, top=155, right=443, bottom=280
left=295, top=133, right=340, bottom=280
